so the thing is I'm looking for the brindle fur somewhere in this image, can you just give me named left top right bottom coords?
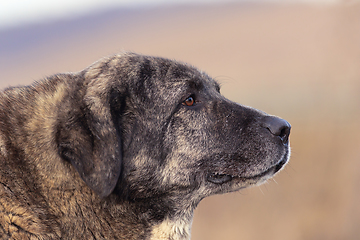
left=0, top=53, right=290, bottom=239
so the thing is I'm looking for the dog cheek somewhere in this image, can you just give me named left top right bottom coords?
left=162, top=125, right=212, bottom=184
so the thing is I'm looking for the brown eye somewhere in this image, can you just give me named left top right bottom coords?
left=183, top=96, right=195, bottom=106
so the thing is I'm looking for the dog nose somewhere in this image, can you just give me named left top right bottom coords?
left=261, top=116, right=291, bottom=143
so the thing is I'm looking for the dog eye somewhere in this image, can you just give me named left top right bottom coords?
left=183, top=96, right=195, bottom=106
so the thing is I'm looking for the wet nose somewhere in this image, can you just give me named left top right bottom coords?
left=261, top=116, right=291, bottom=143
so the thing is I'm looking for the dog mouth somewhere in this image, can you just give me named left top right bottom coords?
left=207, top=154, right=289, bottom=185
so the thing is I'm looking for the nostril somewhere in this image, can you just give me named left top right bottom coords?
left=261, top=116, right=291, bottom=143
left=278, top=125, right=291, bottom=143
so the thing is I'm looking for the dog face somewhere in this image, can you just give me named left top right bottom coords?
left=57, top=53, right=290, bottom=212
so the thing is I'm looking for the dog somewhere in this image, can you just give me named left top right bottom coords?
left=0, top=53, right=290, bottom=239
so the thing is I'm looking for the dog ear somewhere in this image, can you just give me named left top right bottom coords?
left=58, top=73, right=124, bottom=198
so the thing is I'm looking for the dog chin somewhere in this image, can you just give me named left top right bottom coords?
left=207, top=146, right=290, bottom=188
left=243, top=147, right=291, bottom=187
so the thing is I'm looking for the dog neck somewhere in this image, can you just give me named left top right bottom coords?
left=150, top=215, right=193, bottom=240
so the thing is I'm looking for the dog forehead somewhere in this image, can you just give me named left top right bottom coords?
left=121, top=53, right=218, bottom=87
left=162, top=65, right=220, bottom=94
left=85, top=53, right=220, bottom=97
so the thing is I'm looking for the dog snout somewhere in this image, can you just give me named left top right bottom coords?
left=261, top=116, right=291, bottom=144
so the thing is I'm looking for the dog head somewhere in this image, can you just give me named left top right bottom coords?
left=57, top=53, right=290, bottom=208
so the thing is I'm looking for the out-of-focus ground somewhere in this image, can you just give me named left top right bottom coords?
left=1, top=2, right=359, bottom=240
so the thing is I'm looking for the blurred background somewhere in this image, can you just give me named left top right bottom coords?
left=1, top=0, right=359, bottom=239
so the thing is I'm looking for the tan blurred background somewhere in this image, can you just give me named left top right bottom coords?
left=1, top=1, right=360, bottom=239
